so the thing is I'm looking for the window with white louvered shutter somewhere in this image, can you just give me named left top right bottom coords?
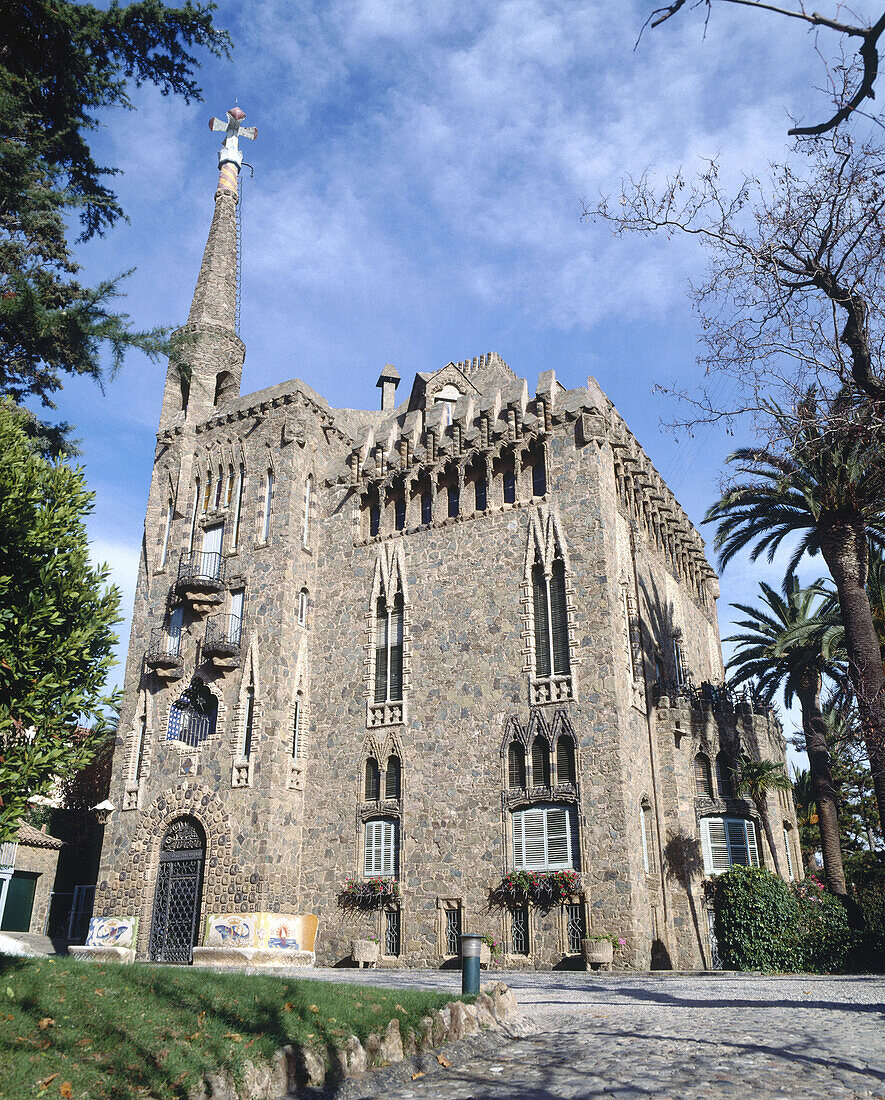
left=364, top=818, right=397, bottom=877
left=701, top=817, right=761, bottom=875
left=511, top=804, right=577, bottom=871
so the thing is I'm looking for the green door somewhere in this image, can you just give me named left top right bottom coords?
left=1, top=872, right=38, bottom=932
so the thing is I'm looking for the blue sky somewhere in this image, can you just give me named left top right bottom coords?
left=48, top=0, right=879, bottom=763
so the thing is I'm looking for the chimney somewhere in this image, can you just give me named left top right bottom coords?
left=376, top=364, right=401, bottom=412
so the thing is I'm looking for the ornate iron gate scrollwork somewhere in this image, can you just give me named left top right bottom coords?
left=149, top=818, right=205, bottom=963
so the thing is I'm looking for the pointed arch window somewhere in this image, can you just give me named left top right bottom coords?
left=261, top=470, right=274, bottom=543
left=292, top=694, right=303, bottom=760
left=532, top=451, right=547, bottom=497
left=716, top=753, right=733, bottom=798
left=374, top=591, right=404, bottom=704
left=385, top=754, right=402, bottom=799
left=503, top=466, right=516, bottom=505
left=160, top=497, right=173, bottom=569
left=298, top=588, right=308, bottom=627
left=556, top=737, right=576, bottom=785
left=231, top=465, right=244, bottom=552
left=394, top=496, right=406, bottom=531
left=531, top=737, right=551, bottom=787
left=365, top=757, right=380, bottom=801
left=532, top=556, right=570, bottom=678
left=694, top=753, right=713, bottom=799
left=369, top=503, right=381, bottom=537
left=302, top=475, right=312, bottom=545
left=508, top=743, right=526, bottom=789
left=421, top=491, right=433, bottom=526
left=241, top=674, right=255, bottom=760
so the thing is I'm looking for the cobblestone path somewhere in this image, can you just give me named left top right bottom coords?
left=311, top=970, right=885, bottom=1099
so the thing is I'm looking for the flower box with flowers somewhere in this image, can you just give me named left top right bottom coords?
left=493, top=870, right=581, bottom=908
left=337, top=878, right=401, bottom=910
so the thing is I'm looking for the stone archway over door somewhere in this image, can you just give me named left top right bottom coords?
left=148, top=818, right=205, bottom=963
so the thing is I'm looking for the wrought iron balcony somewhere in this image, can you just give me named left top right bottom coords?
left=146, top=627, right=183, bottom=670
left=653, top=678, right=772, bottom=715
left=176, top=551, right=225, bottom=592
left=203, top=614, right=242, bottom=660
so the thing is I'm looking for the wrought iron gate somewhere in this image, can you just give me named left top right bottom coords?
left=149, top=819, right=205, bottom=963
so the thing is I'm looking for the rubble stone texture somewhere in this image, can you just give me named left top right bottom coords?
left=93, top=137, right=799, bottom=973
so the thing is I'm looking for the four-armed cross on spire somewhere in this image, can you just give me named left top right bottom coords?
left=208, top=106, right=257, bottom=195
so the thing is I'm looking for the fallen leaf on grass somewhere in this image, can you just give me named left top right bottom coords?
left=223, top=1033, right=242, bottom=1041
left=76, top=1038, right=91, bottom=1048
left=284, top=1002, right=295, bottom=1012
left=309, top=1005, right=319, bottom=1013
left=328, top=1017, right=336, bottom=1023
left=38, top=1017, right=55, bottom=1029
left=395, top=1004, right=407, bottom=1014
left=93, top=989, right=104, bottom=996
left=60, top=1084, right=73, bottom=1099
left=36, top=1074, right=58, bottom=1089
left=411, top=1072, right=426, bottom=1080
left=437, top=1054, right=451, bottom=1068
left=370, top=1004, right=382, bottom=1013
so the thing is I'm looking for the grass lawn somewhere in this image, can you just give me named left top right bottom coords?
left=0, top=956, right=460, bottom=1099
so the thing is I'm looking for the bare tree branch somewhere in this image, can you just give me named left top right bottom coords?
left=640, top=2, right=885, bottom=136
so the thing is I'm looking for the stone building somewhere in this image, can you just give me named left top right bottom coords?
left=90, top=109, right=799, bottom=971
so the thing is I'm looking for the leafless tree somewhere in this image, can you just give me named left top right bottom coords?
left=589, top=137, right=885, bottom=440
left=640, top=1, right=885, bottom=136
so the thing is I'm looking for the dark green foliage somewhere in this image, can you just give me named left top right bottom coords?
left=711, top=866, right=800, bottom=972
left=0, top=0, right=230, bottom=420
left=793, top=876, right=855, bottom=972
left=711, top=865, right=864, bottom=972
left=0, top=399, right=121, bottom=841
left=845, top=852, right=885, bottom=948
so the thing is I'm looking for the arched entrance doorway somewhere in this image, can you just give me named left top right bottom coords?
left=148, top=817, right=205, bottom=963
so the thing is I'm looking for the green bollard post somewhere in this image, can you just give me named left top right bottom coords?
left=460, top=933, right=482, bottom=996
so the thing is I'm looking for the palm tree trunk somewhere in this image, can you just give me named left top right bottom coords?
left=755, top=799, right=783, bottom=878
left=820, top=523, right=885, bottom=840
left=797, top=683, right=847, bottom=895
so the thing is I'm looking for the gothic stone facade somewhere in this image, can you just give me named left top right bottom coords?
left=94, top=169, right=799, bottom=971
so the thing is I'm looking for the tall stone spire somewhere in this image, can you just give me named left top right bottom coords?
left=159, top=108, right=258, bottom=427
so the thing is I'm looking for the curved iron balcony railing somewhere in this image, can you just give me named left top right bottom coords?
left=146, top=626, right=182, bottom=666
left=653, top=678, right=772, bottom=714
left=177, top=551, right=225, bottom=589
left=204, top=614, right=242, bottom=657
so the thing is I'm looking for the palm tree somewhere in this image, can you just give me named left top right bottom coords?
left=733, top=754, right=794, bottom=878
left=791, top=768, right=819, bottom=870
left=707, top=399, right=885, bottom=840
left=725, top=577, right=847, bottom=893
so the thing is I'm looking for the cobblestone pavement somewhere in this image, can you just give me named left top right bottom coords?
left=310, top=969, right=885, bottom=1098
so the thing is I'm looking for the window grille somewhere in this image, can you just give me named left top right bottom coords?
left=532, top=557, right=570, bottom=678
left=783, top=825, right=795, bottom=879
left=673, top=638, right=686, bottom=685
left=385, top=755, right=401, bottom=799
left=292, top=698, right=302, bottom=759
left=503, top=467, right=516, bottom=504
left=701, top=817, right=760, bottom=875
left=160, top=498, right=173, bottom=568
left=261, top=471, right=274, bottom=542
left=531, top=737, right=551, bottom=787
left=511, top=906, right=529, bottom=955
left=508, top=743, right=526, bottom=788
left=475, top=478, right=487, bottom=512
left=385, top=909, right=401, bottom=956
left=566, top=903, right=586, bottom=954
left=303, top=475, right=312, bottom=545
left=640, top=803, right=652, bottom=874
left=694, top=754, right=713, bottom=798
left=374, top=593, right=404, bottom=703
left=511, top=804, right=578, bottom=871
left=421, top=491, right=432, bottom=525
left=447, top=484, right=459, bottom=518
left=242, top=681, right=255, bottom=759
left=445, top=908, right=462, bottom=955
left=365, top=758, right=380, bottom=801
left=231, top=466, right=244, bottom=551
left=363, top=818, right=397, bottom=877
left=715, top=753, right=733, bottom=798
left=556, top=738, right=576, bottom=785
left=394, top=497, right=406, bottom=531
left=532, top=458, right=546, bottom=497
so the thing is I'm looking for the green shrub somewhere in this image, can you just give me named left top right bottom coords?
left=793, top=875, right=855, bottom=972
left=711, top=865, right=800, bottom=972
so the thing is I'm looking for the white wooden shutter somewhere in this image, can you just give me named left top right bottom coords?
left=726, top=819, right=750, bottom=865
left=546, top=807, right=570, bottom=868
left=522, top=808, right=547, bottom=870
left=364, top=820, right=381, bottom=876
left=744, top=820, right=760, bottom=867
left=380, top=820, right=396, bottom=877
left=703, top=818, right=731, bottom=874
